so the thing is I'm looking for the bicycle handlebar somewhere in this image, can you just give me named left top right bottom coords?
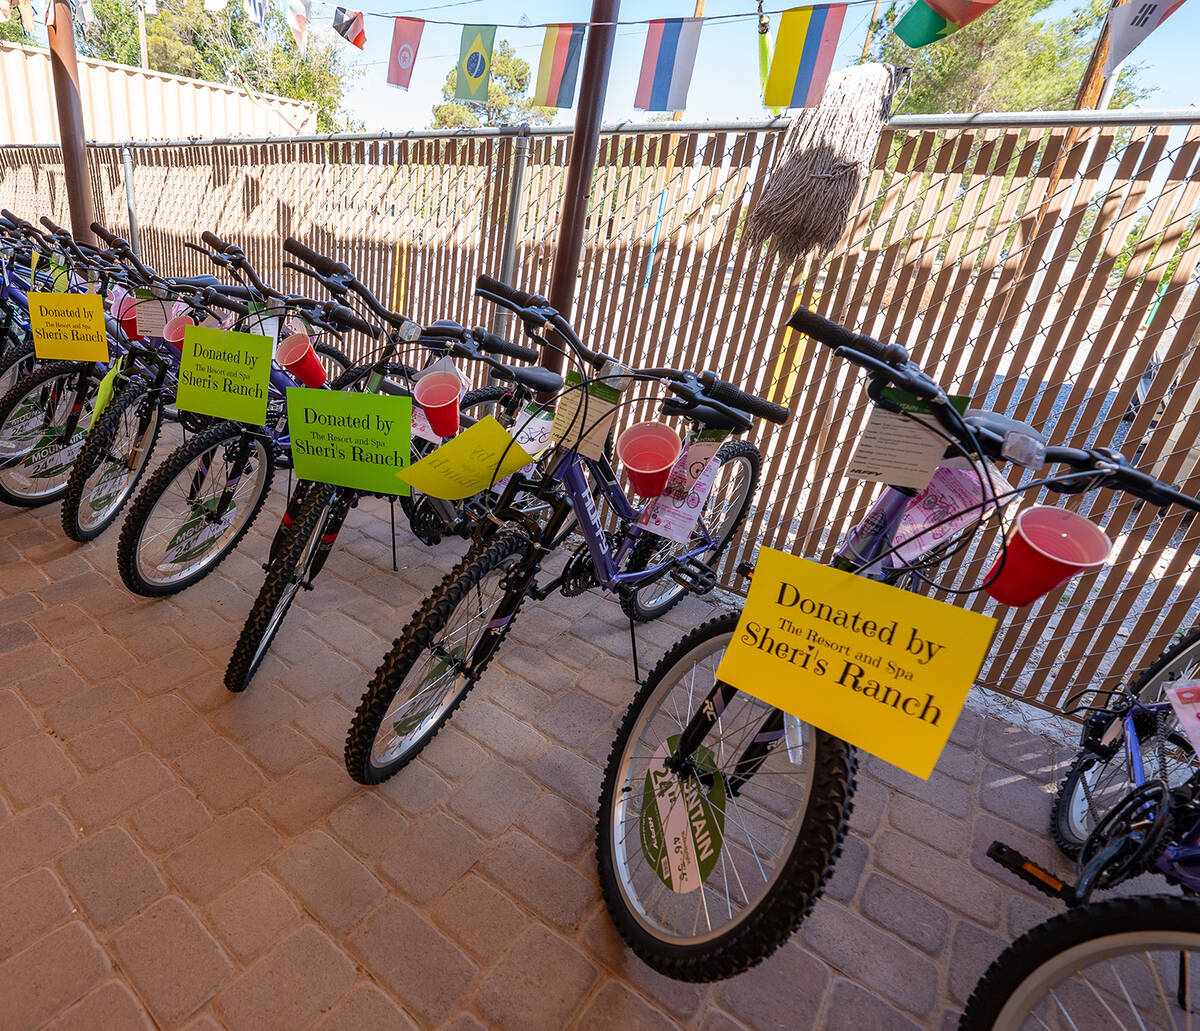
left=284, top=237, right=350, bottom=279
left=476, top=273, right=546, bottom=311
left=699, top=373, right=790, bottom=425
left=326, top=303, right=380, bottom=338
left=788, top=305, right=911, bottom=367
left=201, top=230, right=233, bottom=254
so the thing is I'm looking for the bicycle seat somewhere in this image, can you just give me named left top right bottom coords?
left=500, top=364, right=562, bottom=395
left=660, top=398, right=746, bottom=431
left=166, top=275, right=222, bottom=289
left=962, top=409, right=1045, bottom=444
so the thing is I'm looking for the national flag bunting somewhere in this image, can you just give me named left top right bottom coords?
left=456, top=25, right=496, bottom=101
left=243, top=0, right=264, bottom=28
left=894, top=0, right=998, bottom=47
left=763, top=5, right=847, bottom=108
left=333, top=7, right=365, bottom=48
left=534, top=23, right=585, bottom=108
left=1105, top=0, right=1188, bottom=74
left=388, top=17, right=424, bottom=90
left=287, top=0, right=309, bottom=55
left=17, top=0, right=34, bottom=31
left=0, top=0, right=10, bottom=22
left=635, top=18, right=702, bottom=112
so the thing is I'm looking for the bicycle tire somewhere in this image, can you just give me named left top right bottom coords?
left=314, top=342, right=352, bottom=381
left=1050, top=717, right=1196, bottom=859
left=61, top=380, right=162, bottom=541
left=116, top=421, right=275, bottom=596
left=596, top=610, right=856, bottom=981
left=344, top=531, right=531, bottom=785
left=1130, top=625, right=1200, bottom=704
left=0, top=361, right=103, bottom=507
left=225, top=482, right=340, bottom=693
left=621, top=440, right=761, bottom=623
left=959, top=894, right=1200, bottom=1031
left=0, top=337, right=35, bottom=397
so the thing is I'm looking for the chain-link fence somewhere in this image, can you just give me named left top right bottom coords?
left=0, top=113, right=1197, bottom=713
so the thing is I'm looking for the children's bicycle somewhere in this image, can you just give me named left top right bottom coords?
left=592, top=305, right=1200, bottom=982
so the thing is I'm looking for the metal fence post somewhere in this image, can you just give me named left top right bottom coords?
left=121, top=144, right=140, bottom=257
left=491, top=126, right=531, bottom=339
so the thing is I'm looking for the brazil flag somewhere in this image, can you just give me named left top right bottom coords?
left=456, top=25, right=496, bottom=101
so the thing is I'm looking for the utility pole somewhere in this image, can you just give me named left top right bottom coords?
left=860, top=0, right=883, bottom=62
left=543, top=0, right=619, bottom=374
left=46, top=0, right=96, bottom=244
left=1074, top=0, right=1130, bottom=109
left=136, top=0, right=149, bottom=70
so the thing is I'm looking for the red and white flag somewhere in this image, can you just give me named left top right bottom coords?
left=287, top=0, right=310, bottom=56
left=332, top=7, right=365, bottom=49
left=387, top=17, right=424, bottom=90
left=1106, top=0, right=1189, bottom=74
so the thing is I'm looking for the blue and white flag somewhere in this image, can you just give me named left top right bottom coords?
left=244, top=0, right=265, bottom=28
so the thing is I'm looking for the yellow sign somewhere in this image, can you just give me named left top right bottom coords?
left=716, top=548, right=996, bottom=779
left=28, top=291, right=108, bottom=362
left=397, top=415, right=535, bottom=500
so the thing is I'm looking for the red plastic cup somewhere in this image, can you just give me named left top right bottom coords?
left=413, top=370, right=462, bottom=437
left=985, top=505, right=1113, bottom=607
left=617, top=421, right=682, bottom=497
left=163, top=315, right=195, bottom=350
left=276, top=333, right=327, bottom=389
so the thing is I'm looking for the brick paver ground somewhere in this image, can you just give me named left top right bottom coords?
left=0, top=469, right=1087, bottom=1030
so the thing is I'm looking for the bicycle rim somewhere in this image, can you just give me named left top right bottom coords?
left=133, top=433, right=271, bottom=589
left=0, top=367, right=96, bottom=502
left=74, top=393, right=159, bottom=536
left=1135, top=628, right=1200, bottom=703
left=607, top=627, right=817, bottom=949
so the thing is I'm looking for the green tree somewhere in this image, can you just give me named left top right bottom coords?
left=77, top=0, right=359, bottom=131
left=431, top=40, right=553, bottom=128
left=0, top=10, right=34, bottom=46
left=869, top=0, right=1152, bottom=113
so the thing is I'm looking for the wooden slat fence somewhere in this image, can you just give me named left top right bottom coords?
left=0, top=116, right=1197, bottom=713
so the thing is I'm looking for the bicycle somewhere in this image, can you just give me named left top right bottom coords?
left=342, top=273, right=784, bottom=790
left=592, top=304, right=1200, bottom=982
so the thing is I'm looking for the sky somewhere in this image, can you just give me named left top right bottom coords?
left=293, top=0, right=1200, bottom=132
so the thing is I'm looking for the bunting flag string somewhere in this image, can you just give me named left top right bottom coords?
left=287, top=0, right=310, bottom=55
left=763, top=5, right=846, bottom=108
left=388, top=16, right=424, bottom=90
left=635, top=17, right=702, bottom=112
left=456, top=24, right=496, bottom=101
left=333, top=6, right=366, bottom=48
left=533, top=23, right=586, bottom=108
left=894, top=0, right=999, bottom=48
left=1105, top=0, right=1189, bottom=74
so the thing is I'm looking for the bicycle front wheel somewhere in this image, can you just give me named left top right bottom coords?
left=0, top=338, right=36, bottom=397
left=0, top=361, right=102, bottom=507
left=596, top=611, right=855, bottom=982
left=960, top=895, right=1200, bottom=1031
left=117, top=421, right=275, bottom=596
left=61, top=380, right=162, bottom=541
left=622, top=440, right=761, bottom=623
left=345, top=531, right=530, bottom=785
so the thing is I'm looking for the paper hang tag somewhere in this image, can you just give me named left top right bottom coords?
left=90, top=358, right=126, bottom=429
left=636, top=428, right=728, bottom=544
left=892, top=460, right=1015, bottom=565
left=847, top=389, right=971, bottom=491
left=550, top=361, right=630, bottom=462
left=1166, top=683, right=1200, bottom=756
left=715, top=547, right=996, bottom=780
left=134, top=289, right=170, bottom=338
left=490, top=400, right=556, bottom=494
left=245, top=304, right=281, bottom=345
left=398, top=415, right=535, bottom=500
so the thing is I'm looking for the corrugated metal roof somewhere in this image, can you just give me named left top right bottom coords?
left=0, top=40, right=317, bottom=144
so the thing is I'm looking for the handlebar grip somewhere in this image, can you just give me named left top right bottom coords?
left=39, top=216, right=66, bottom=235
left=704, top=378, right=790, bottom=425
left=202, top=288, right=250, bottom=318
left=3, top=209, right=31, bottom=229
left=284, top=237, right=349, bottom=278
left=787, top=306, right=910, bottom=367
left=326, top=304, right=380, bottom=338
left=201, top=230, right=232, bottom=253
left=475, top=273, right=542, bottom=309
left=475, top=330, right=539, bottom=363
left=91, top=222, right=124, bottom=248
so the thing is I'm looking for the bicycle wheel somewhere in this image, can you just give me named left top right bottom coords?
left=61, top=380, right=162, bottom=541
left=314, top=341, right=352, bottom=381
left=344, top=531, right=531, bottom=785
left=224, top=483, right=341, bottom=693
left=0, top=361, right=102, bottom=507
left=621, top=440, right=761, bottom=623
left=959, top=895, right=1200, bottom=1031
left=1051, top=715, right=1197, bottom=860
left=117, top=421, right=275, bottom=596
left=0, top=338, right=35, bottom=397
left=1131, top=626, right=1200, bottom=704
left=596, top=611, right=856, bottom=981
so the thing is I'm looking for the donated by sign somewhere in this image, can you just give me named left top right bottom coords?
left=286, top=388, right=412, bottom=496
left=716, top=547, right=996, bottom=779
left=28, top=291, right=108, bottom=362
left=398, top=415, right=535, bottom=501
left=175, top=325, right=272, bottom=425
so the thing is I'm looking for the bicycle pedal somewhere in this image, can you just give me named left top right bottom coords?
left=987, top=841, right=1073, bottom=902
left=669, top=558, right=717, bottom=594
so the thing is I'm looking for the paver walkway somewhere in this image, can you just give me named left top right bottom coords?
left=0, top=476, right=1087, bottom=1030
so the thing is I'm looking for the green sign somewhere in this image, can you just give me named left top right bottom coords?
left=176, top=325, right=272, bottom=425
left=286, top=388, right=411, bottom=496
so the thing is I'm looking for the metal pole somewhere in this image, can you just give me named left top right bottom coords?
left=121, top=144, right=140, bottom=256
left=136, top=0, right=149, bottom=69
left=543, top=0, right=619, bottom=374
left=46, top=0, right=96, bottom=244
left=1097, top=61, right=1123, bottom=110
left=492, top=126, right=531, bottom=339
